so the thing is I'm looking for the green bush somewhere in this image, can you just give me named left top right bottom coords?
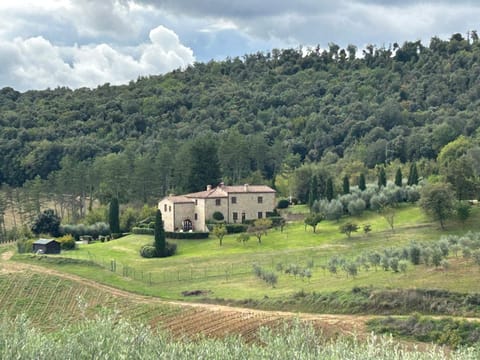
left=277, top=199, right=290, bottom=209
left=140, top=242, right=176, bottom=258
left=17, top=238, right=35, bottom=254
left=164, top=242, right=177, bottom=257
left=57, top=234, right=76, bottom=250
left=212, top=211, right=224, bottom=221
left=139, top=245, right=157, bottom=258
left=132, top=227, right=154, bottom=235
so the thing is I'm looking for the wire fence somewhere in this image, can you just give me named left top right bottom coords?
left=68, top=251, right=317, bottom=287
left=0, top=239, right=16, bottom=245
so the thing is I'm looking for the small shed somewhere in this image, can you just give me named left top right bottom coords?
left=32, top=239, right=61, bottom=254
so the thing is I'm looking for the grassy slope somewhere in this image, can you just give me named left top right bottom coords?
left=13, top=205, right=480, bottom=301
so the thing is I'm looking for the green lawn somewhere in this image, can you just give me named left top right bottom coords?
left=14, top=205, right=480, bottom=301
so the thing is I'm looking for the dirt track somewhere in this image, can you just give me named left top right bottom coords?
left=0, top=250, right=371, bottom=339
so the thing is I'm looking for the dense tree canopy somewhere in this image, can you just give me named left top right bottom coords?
left=1, top=32, right=480, bottom=204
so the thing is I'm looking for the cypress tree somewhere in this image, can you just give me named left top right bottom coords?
left=326, top=178, right=334, bottom=201
left=108, top=197, right=120, bottom=234
left=378, top=167, right=387, bottom=188
left=408, top=163, right=419, bottom=185
left=154, top=209, right=166, bottom=257
left=358, top=173, right=366, bottom=191
left=395, top=168, right=403, bottom=187
left=342, top=175, right=350, bottom=194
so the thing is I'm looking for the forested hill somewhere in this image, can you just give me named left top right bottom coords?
left=1, top=32, right=479, bottom=198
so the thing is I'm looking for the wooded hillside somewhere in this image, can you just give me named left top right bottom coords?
left=0, top=32, right=479, bottom=203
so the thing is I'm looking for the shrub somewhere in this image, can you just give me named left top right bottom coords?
left=339, top=222, right=359, bottom=238
left=347, top=198, right=366, bottom=216
left=409, top=243, right=421, bottom=265
left=57, top=234, right=76, bottom=250
left=389, top=257, right=399, bottom=272
left=140, top=242, right=176, bottom=258
left=252, top=264, right=277, bottom=287
left=277, top=199, right=290, bottom=209
left=164, top=242, right=177, bottom=257
left=139, top=245, right=157, bottom=258
left=405, top=185, right=421, bottom=203
left=212, top=211, right=224, bottom=221
left=17, top=238, right=35, bottom=254
left=326, top=200, right=343, bottom=221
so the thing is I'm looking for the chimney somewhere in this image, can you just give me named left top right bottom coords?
left=207, top=185, right=212, bottom=191
left=219, top=182, right=225, bottom=188
left=244, top=184, right=249, bottom=192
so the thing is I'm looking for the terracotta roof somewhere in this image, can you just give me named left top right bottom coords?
left=160, top=184, right=276, bottom=202
left=185, top=187, right=228, bottom=199
left=223, top=185, right=276, bottom=193
left=162, top=196, right=195, bottom=204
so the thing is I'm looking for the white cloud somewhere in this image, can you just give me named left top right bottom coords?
left=0, top=25, right=195, bottom=91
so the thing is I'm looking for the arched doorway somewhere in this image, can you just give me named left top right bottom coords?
left=182, top=219, right=193, bottom=232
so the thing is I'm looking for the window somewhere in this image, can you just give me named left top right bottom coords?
left=215, top=199, right=221, bottom=206
left=194, top=213, right=198, bottom=220
left=231, top=196, right=237, bottom=204
left=168, top=206, right=172, bottom=212
left=164, top=204, right=167, bottom=212
left=195, top=199, right=198, bottom=205
left=258, top=212, right=263, bottom=219
left=233, top=212, right=238, bottom=222
left=257, top=196, right=263, bottom=204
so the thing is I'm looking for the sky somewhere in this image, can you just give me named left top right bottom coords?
left=1, top=0, right=480, bottom=91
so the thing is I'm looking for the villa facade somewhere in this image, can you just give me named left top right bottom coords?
left=158, top=183, right=276, bottom=232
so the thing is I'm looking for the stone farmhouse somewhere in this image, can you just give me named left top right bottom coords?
left=158, top=183, right=276, bottom=232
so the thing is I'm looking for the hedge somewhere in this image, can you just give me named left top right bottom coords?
left=133, top=228, right=209, bottom=239
left=165, top=232, right=209, bottom=239
left=266, top=216, right=285, bottom=227
left=59, top=222, right=110, bottom=240
left=225, top=224, right=248, bottom=234
left=132, top=227, right=154, bottom=235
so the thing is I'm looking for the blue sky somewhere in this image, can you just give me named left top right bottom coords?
left=1, top=0, right=480, bottom=91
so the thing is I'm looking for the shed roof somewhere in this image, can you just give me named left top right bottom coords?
left=33, top=238, right=57, bottom=245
